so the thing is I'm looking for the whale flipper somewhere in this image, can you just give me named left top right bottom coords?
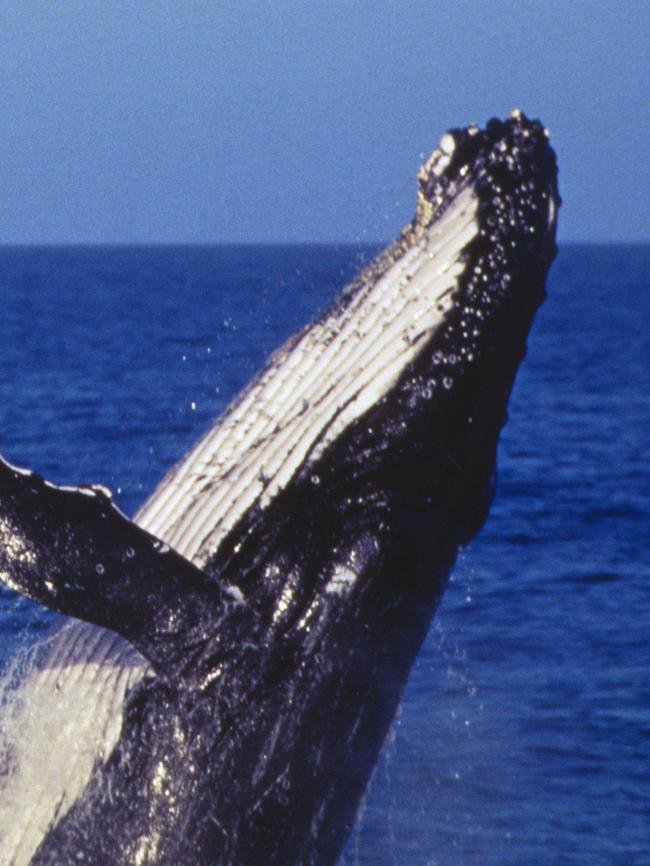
left=0, top=458, right=227, bottom=676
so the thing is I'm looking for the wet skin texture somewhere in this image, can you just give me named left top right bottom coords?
left=0, top=113, right=558, bottom=865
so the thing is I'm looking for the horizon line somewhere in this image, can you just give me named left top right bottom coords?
left=0, top=239, right=647, bottom=249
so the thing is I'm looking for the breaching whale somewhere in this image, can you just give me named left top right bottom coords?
left=0, top=111, right=558, bottom=865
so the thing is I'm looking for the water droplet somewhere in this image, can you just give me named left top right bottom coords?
left=311, top=474, right=321, bottom=486
left=125, top=547, right=135, bottom=559
left=95, top=563, right=105, bottom=575
left=443, top=376, right=453, bottom=390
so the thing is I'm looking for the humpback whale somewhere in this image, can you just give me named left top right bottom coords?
left=0, top=111, right=558, bottom=866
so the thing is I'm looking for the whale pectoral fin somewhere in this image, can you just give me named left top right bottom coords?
left=0, top=456, right=226, bottom=675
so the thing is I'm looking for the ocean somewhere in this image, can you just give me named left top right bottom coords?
left=0, top=244, right=648, bottom=865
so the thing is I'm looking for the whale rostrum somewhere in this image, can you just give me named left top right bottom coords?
left=0, top=112, right=559, bottom=866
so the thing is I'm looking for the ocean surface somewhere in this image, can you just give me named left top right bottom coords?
left=0, top=244, right=648, bottom=865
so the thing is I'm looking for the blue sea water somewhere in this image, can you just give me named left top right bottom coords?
left=0, top=244, right=648, bottom=865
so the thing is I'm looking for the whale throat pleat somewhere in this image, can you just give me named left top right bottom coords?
left=136, top=186, right=479, bottom=563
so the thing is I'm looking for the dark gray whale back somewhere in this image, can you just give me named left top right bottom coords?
left=0, top=112, right=559, bottom=865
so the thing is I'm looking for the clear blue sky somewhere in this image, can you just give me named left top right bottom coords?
left=1, top=1, right=648, bottom=244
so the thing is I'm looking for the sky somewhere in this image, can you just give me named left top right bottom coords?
left=1, top=1, right=648, bottom=244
